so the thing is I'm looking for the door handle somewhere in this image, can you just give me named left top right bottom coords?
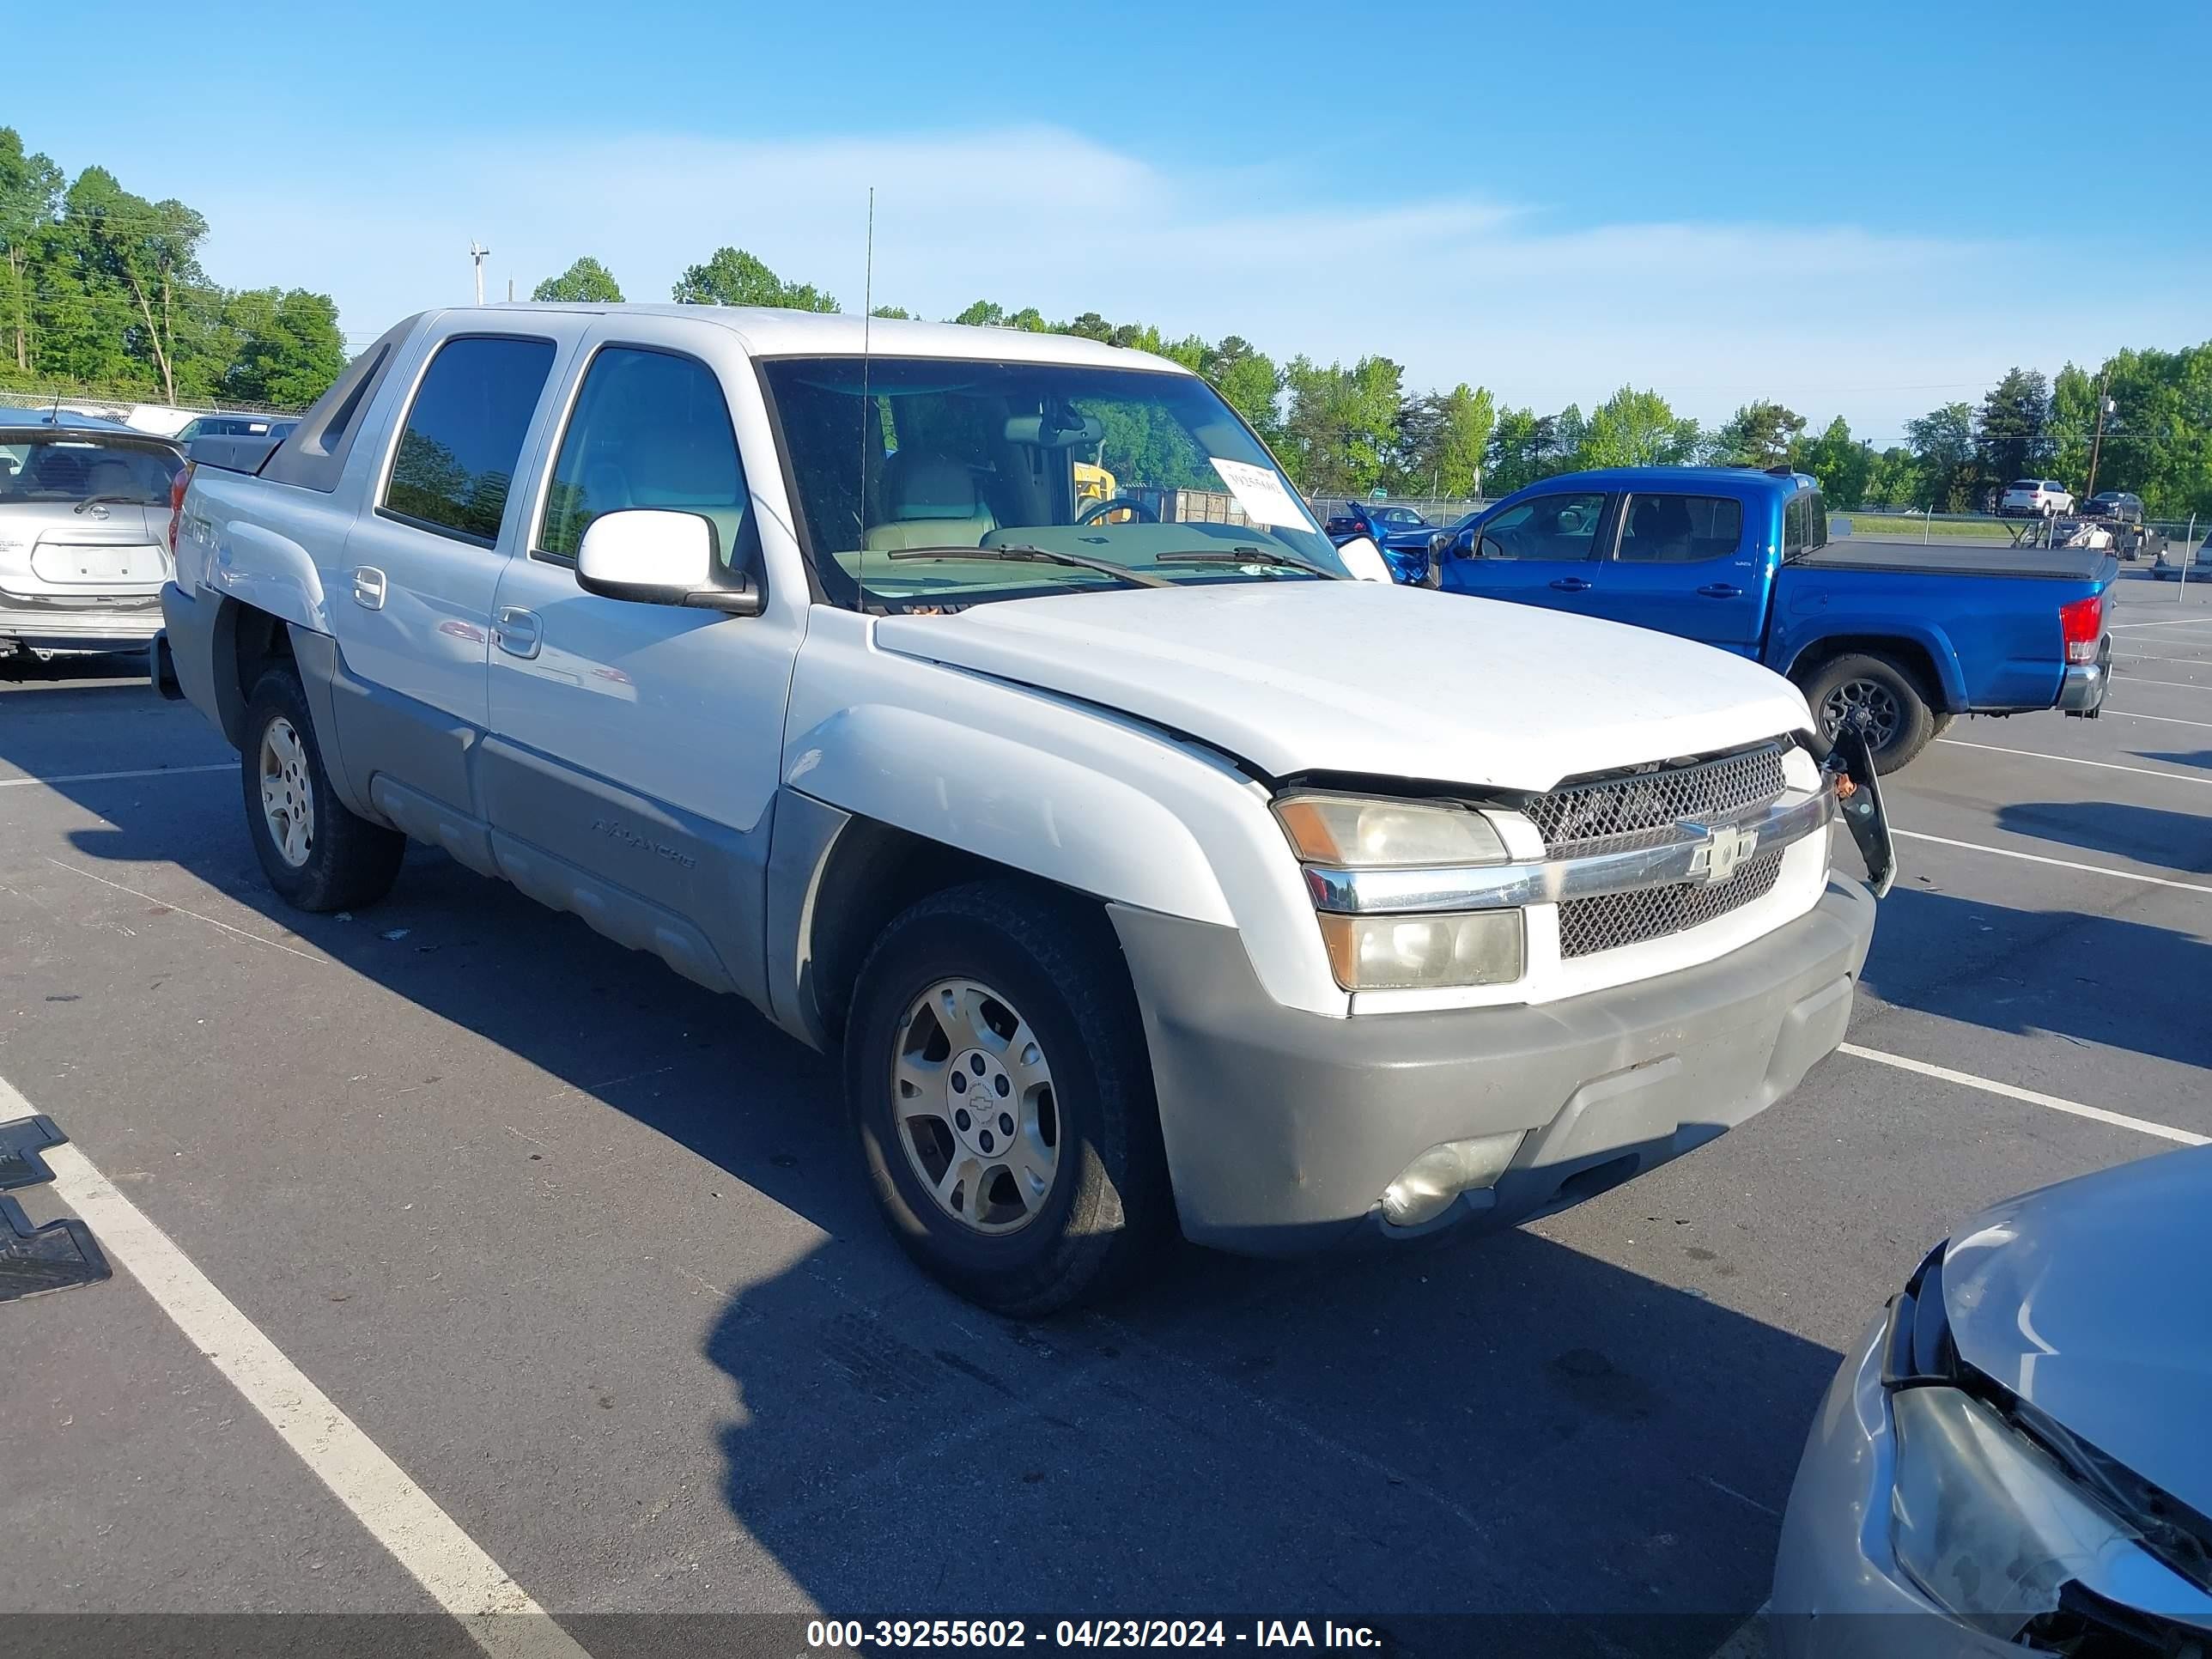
left=1548, top=577, right=1592, bottom=592
left=351, top=567, right=386, bottom=610
left=495, top=606, right=542, bottom=659
left=1696, top=583, right=1743, bottom=599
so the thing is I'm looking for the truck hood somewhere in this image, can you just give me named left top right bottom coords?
left=1941, top=1146, right=2212, bottom=1521
left=872, top=580, right=1811, bottom=792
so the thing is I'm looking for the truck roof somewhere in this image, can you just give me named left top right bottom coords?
left=427, top=303, right=1190, bottom=372
left=1528, top=466, right=1817, bottom=495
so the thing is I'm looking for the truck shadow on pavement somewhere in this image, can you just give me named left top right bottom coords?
left=22, top=733, right=1838, bottom=1644
left=1859, top=883, right=2212, bottom=1075
left=1992, top=799, right=2212, bottom=875
left=2133, top=750, right=2212, bottom=773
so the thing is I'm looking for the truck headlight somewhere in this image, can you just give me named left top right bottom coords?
left=1316, top=908, right=1523, bottom=989
left=1274, top=793, right=1509, bottom=867
left=1888, top=1386, right=2149, bottom=1638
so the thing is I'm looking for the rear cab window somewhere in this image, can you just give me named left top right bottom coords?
left=1614, top=493, right=1744, bottom=563
left=379, top=334, right=557, bottom=546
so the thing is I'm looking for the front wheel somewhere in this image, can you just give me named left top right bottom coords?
left=241, top=664, right=406, bottom=911
left=1802, top=652, right=1937, bottom=775
left=846, top=880, right=1170, bottom=1316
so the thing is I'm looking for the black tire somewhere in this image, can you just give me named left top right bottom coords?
left=240, top=663, right=405, bottom=911
left=1801, top=652, right=1937, bottom=775
left=845, top=879, right=1170, bottom=1316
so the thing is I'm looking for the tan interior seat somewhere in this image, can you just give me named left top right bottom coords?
left=863, top=453, right=995, bottom=552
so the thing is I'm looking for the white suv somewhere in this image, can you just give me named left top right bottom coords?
left=0, top=416, right=184, bottom=659
left=1999, top=478, right=2075, bottom=518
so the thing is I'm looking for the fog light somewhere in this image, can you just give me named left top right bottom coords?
left=1378, top=1131, right=1525, bottom=1227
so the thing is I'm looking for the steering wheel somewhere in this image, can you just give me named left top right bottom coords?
left=1075, top=496, right=1157, bottom=526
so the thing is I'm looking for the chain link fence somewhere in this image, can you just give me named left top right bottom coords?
left=0, top=386, right=307, bottom=434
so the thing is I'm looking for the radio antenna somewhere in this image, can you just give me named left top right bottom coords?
left=858, top=186, right=876, bottom=611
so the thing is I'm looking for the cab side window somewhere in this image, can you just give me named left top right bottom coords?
left=1477, top=491, right=1608, bottom=560
left=538, top=346, right=758, bottom=576
left=1783, top=495, right=1808, bottom=559
left=1615, top=493, right=1744, bottom=563
left=381, top=335, right=556, bottom=546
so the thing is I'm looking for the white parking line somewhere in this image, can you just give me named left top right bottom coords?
left=44, top=859, right=325, bottom=963
left=1839, top=1044, right=2209, bottom=1147
left=2115, top=650, right=2212, bottom=665
left=2111, top=617, right=2212, bottom=629
left=2102, top=708, right=2212, bottom=730
left=1891, top=830, right=2212, bottom=896
left=0, top=762, right=232, bottom=790
left=0, top=1075, right=592, bottom=1659
left=2113, top=672, right=2212, bottom=695
left=1932, top=738, right=2212, bottom=787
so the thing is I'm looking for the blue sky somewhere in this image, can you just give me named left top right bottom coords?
left=10, top=0, right=2207, bottom=441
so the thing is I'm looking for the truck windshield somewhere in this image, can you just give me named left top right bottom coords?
left=757, top=356, right=1348, bottom=611
left=0, top=434, right=182, bottom=507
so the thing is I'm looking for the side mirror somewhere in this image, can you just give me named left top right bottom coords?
left=575, top=510, right=763, bottom=616
left=1421, top=530, right=1451, bottom=589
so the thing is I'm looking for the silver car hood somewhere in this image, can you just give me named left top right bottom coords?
left=1941, top=1145, right=2212, bottom=1517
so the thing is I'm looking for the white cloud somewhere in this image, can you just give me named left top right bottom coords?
left=191, top=125, right=2203, bottom=444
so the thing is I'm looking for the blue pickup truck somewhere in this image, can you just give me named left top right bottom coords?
left=1393, top=467, right=2116, bottom=771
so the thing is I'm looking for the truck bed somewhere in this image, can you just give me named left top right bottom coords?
left=1797, top=538, right=2117, bottom=583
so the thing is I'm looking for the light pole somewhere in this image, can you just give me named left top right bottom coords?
left=2084, top=372, right=2114, bottom=501
left=470, top=242, right=491, bottom=307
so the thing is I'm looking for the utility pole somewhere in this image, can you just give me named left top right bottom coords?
left=470, top=241, right=491, bottom=307
left=2084, top=369, right=2113, bottom=501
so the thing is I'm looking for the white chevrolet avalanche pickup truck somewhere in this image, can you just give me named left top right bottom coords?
left=155, top=304, right=1883, bottom=1314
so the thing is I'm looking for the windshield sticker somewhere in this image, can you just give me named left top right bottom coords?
left=1209, top=458, right=1317, bottom=532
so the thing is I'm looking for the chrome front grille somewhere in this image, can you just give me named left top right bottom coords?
left=1557, top=848, right=1787, bottom=958
left=1526, top=741, right=1790, bottom=854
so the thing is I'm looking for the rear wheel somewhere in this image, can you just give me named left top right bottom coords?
left=1802, top=652, right=1937, bottom=775
left=241, top=664, right=405, bottom=911
left=846, top=880, right=1170, bottom=1316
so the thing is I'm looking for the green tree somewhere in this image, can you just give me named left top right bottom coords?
left=1862, top=446, right=1921, bottom=510
left=1905, top=401, right=1977, bottom=510
left=1204, top=336, right=1284, bottom=447
left=1974, top=368, right=2051, bottom=495
left=1799, top=416, right=1873, bottom=508
left=0, top=127, right=63, bottom=375
left=1708, top=400, right=1806, bottom=467
left=1395, top=384, right=1494, bottom=495
left=869, top=305, right=913, bottom=319
left=1579, top=386, right=1700, bottom=469
left=672, top=246, right=836, bottom=312
left=63, top=166, right=216, bottom=403
left=1279, top=356, right=1405, bottom=495
left=949, top=300, right=1005, bottom=326
left=220, top=288, right=348, bottom=405
left=532, top=257, right=623, bottom=303
left=1484, top=407, right=1578, bottom=495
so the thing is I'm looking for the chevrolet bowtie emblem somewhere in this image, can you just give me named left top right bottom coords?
left=1686, top=821, right=1759, bottom=884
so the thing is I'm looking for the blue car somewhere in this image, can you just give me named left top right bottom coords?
left=1403, top=467, right=2117, bottom=772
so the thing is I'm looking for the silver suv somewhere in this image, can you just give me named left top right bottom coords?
left=0, top=416, right=184, bottom=659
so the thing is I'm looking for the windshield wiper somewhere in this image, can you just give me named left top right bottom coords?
left=1153, top=546, right=1343, bottom=580
left=883, top=544, right=1172, bottom=588
left=73, top=494, right=151, bottom=514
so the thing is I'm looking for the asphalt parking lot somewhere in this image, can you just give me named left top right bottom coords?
left=4, top=568, right=2210, bottom=1656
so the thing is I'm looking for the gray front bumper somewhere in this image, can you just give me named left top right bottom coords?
left=1110, top=878, right=1875, bottom=1254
